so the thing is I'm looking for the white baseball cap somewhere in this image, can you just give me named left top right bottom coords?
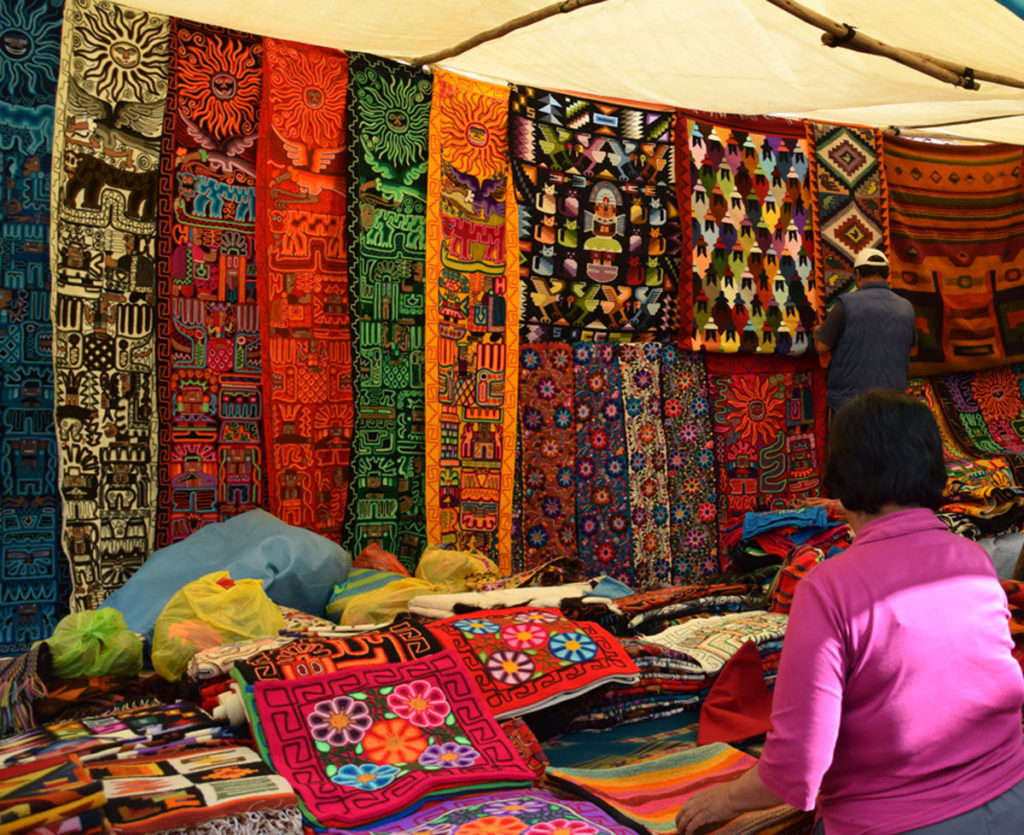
left=853, top=248, right=888, bottom=269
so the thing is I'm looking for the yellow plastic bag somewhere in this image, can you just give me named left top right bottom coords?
left=48, top=608, right=142, bottom=678
left=151, top=571, right=286, bottom=681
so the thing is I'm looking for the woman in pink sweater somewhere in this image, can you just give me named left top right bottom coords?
left=676, top=389, right=1024, bottom=835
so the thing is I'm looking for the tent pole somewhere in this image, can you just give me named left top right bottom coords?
left=411, top=0, right=613, bottom=67
left=764, top=0, right=997, bottom=90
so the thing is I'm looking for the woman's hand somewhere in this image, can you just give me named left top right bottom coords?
left=674, top=782, right=741, bottom=834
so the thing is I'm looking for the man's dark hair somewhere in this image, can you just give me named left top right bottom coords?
left=855, top=265, right=890, bottom=280
left=823, top=389, right=946, bottom=513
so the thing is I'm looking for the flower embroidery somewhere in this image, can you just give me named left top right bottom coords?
left=586, top=372, right=605, bottom=393
left=541, top=496, right=563, bottom=518
left=548, top=631, right=598, bottom=663
left=521, top=349, right=540, bottom=370
left=553, top=407, right=572, bottom=429
left=526, top=525, right=549, bottom=548
left=526, top=820, right=598, bottom=835
left=330, top=762, right=400, bottom=791
left=512, top=610, right=559, bottom=624
left=487, top=650, right=535, bottom=685
left=481, top=798, right=549, bottom=816
left=556, top=467, right=574, bottom=488
left=537, top=377, right=558, bottom=400
left=523, top=407, right=544, bottom=431
left=664, top=397, right=682, bottom=418
left=456, top=816, right=526, bottom=835
left=362, top=718, right=428, bottom=765
left=501, top=622, right=548, bottom=650
left=552, top=348, right=571, bottom=370
left=697, top=502, right=716, bottom=522
left=387, top=680, right=450, bottom=728
left=307, top=695, right=372, bottom=747
left=454, top=618, right=501, bottom=635
left=595, top=542, right=616, bottom=563
left=589, top=428, right=609, bottom=450
left=418, top=741, right=480, bottom=768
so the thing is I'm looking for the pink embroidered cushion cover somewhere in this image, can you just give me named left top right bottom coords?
left=427, top=607, right=640, bottom=719
left=252, top=650, right=534, bottom=828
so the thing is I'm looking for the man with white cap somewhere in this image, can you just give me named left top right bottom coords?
left=813, top=248, right=916, bottom=414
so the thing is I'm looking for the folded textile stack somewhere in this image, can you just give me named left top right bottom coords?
left=0, top=753, right=106, bottom=835
left=722, top=507, right=851, bottom=577
left=249, top=651, right=534, bottom=829
left=546, top=742, right=813, bottom=834
left=427, top=607, right=640, bottom=719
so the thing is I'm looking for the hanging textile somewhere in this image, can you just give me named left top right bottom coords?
left=0, top=0, right=65, bottom=650
left=684, top=114, right=816, bottom=355
left=254, top=39, right=352, bottom=539
left=424, top=69, right=519, bottom=570
left=806, top=121, right=889, bottom=315
left=706, top=354, right=825, bottom=555
left=660, top=345, right=718, bottom=582
left=155, top=19, right=265, bottom=546
left=518, top=343, right=577, bottom=569
left=50, top=0, right=169, bottom=608
left=509, top=86, right=680, bottom=343
left=884, top=135, right=1024, bottom=372
left=618, top=343, right=672, bottom=588
left=345, top=54, right=430, bottom=569
left=573, top=343, right=634, bottom=585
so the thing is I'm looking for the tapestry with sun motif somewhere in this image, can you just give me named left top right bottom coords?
left=684, top=114, right=816, bottom=356
left=50, top=0, right=168, bottom=608
left=1, top=0, right=67, bottom=649
left=255, top=39, right=353, bottom=541
left=706, top=354, right=825, bottom=553
left=345, top=55, right=431, bottom=569
left=155, top=19, right=265, bottom=547
left=424, top=70, right=519, bottom=571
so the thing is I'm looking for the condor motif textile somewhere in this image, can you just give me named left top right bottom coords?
left=254, top=40, right=352, bottom=540
left=518, top=343, right=577, bottom=569
left=427, top=607, right=639, bottom=719
left=885, top=135, right=1024, bottom=371
left=573, top=344, right=634, bottom=584
left=345, top=55, right=430, bottom=568
left=425, top=70, right=519, bottom=570
left=686, top=115, right=816, bottom=355
left=660, top=346, right=718, bottom=581
left=156, top=20, right=265, bottom=546
left=359, top=789, right=638, bottom=835
left=707, top=354, right=825, bottom=548
left=233, top=616, right=443, bottom=683
left=510, top=85, right=680, bottom=342
left=252, top=650, right=533, bottom=829
left=806, top=122, right=888, bottom=314
left=0, top=0, right=65, bottom=651
left=50, top=0, right=168, bottom=608
left=546, top=743, right=812, bottom=834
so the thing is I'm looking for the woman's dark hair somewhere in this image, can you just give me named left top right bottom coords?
left=823, top=389, right=946, bottom=513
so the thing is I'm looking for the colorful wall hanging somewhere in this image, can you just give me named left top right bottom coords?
left=427, top=607, right=639, bottom=719
left=255, top=39, right=353, bottom=540
left=706, top=354, right=825, bottom=552
left=424, top=69, right=519, bottom=571
left=509, top=85, right=681, bottom=342
left=345, top=54, right=431, bottom=569
left=685, top=114, right=816, bottom=355
left=0, top=0, right=66, bottom=651
left=884, top=135, right=1024, bottom=372
left=518, top=342, right=578, bottom=570
left=155, top=19, right=266, bottom=547
left=252, top=650, right=534, bottom=829
left=49, top=0, right=169, bottom=608
left=806, top=121, right=888, bottom=314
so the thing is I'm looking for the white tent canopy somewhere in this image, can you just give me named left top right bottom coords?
left=126, top=0, right=1024, bottom=144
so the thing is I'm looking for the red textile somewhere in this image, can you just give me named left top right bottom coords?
left=697, top=640, right=773, bottom=745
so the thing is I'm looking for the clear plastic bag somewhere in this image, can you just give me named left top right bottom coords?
left=48, top=607, right=143, bottom=678
left=151, top=572, right=286, bottom=681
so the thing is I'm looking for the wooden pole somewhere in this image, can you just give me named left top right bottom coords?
left=764, top=0, right=993, bottom=90
left=411, top=0, right=614, bottom=67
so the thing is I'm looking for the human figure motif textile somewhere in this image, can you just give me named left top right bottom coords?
left=660, top=345, right=719, bottom=582
left=518, top=342, right=577, bottom=570
left=424, top=70, right=519, bottom=571
left=685, top=114, right=816, bottom=355
left=345, top=54, right=430, bottom=570
left=509, top=85, right=681, bottom=343
left=155, top=20, right=265, bottom=548
left=255, top=39, right=353, bottom=541
left=706, top=354, right=825, bottom=554
left=573, top=343, right=635, bottom=585
left=884, top=135, right=1024, bottom=371
left=0, top=0, right=66, bottom=651
left=805, top=122, right=888, bottom=315
left=618, top=343, right=672, bottom=589
left=49, top=0, right=169, bottom=609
